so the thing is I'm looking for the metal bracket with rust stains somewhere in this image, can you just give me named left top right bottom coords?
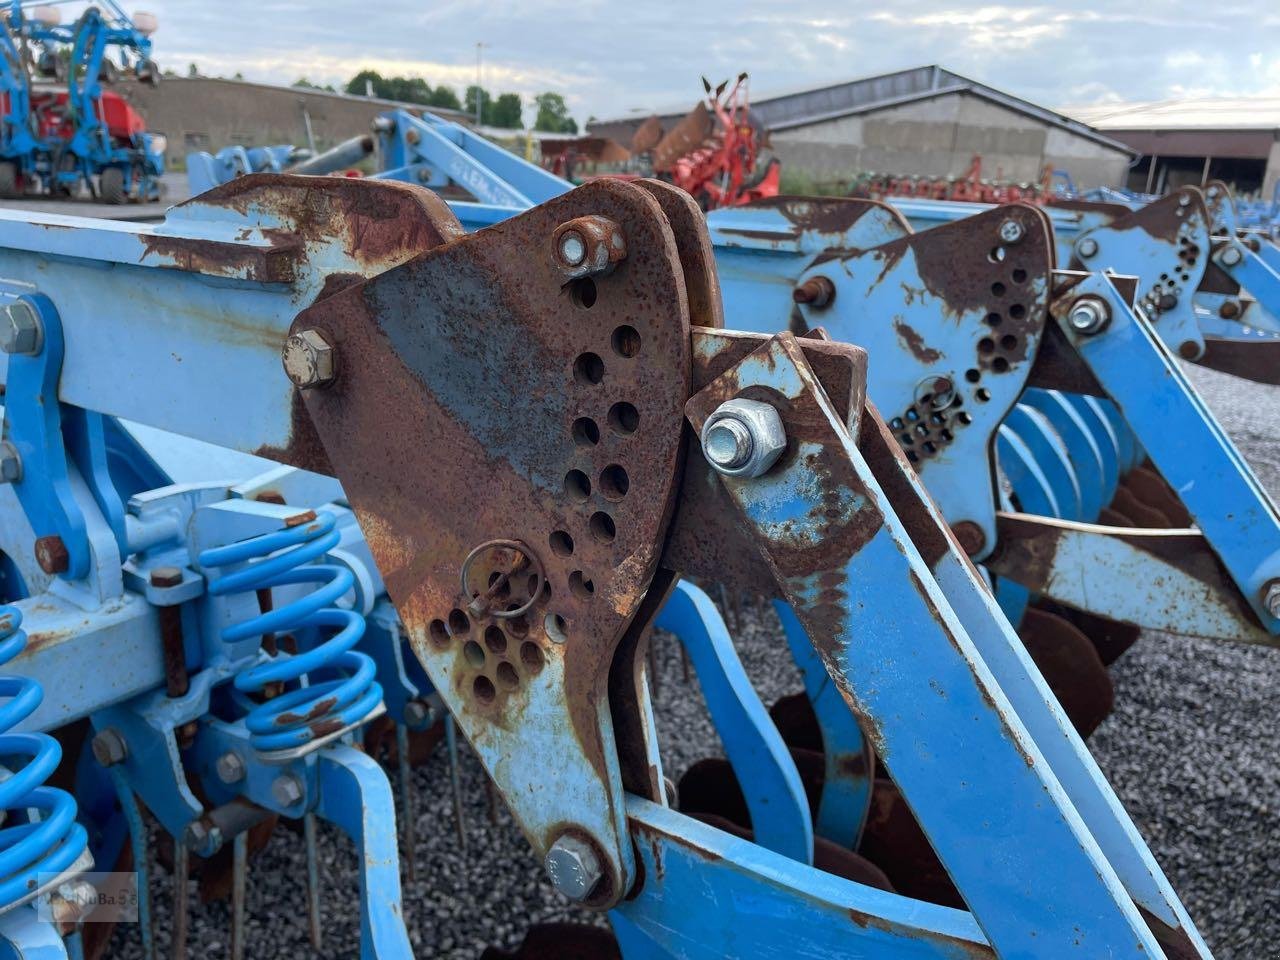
left=288, top=178, right=695, bottom=909
left=681, top=330, right=1183, bottom=958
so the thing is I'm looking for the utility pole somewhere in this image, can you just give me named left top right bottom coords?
left=475, top=41, right=488, bottom=126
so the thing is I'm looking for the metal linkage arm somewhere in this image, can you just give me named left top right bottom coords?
left=683, top=331, right=1166, bottom=958
left=1049, top=270, right=1280, bottom=630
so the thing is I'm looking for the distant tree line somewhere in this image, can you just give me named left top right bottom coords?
left=177, top=65, right=579, bottom=133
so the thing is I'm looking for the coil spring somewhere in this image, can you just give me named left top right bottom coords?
left=0, top=605, right=88, bottom=910
left=199, top=511, right=383, bottom=753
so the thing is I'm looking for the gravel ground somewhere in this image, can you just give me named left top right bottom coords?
left=110, top=361, right=1279, bottom=959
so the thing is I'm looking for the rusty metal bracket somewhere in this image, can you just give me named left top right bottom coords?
left=288, top=179, right=694, bottom=908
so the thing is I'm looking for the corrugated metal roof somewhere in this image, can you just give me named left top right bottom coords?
left=1061, top=97, right=1280, bottom=131
left=589, top=65, right=1130, bottom=154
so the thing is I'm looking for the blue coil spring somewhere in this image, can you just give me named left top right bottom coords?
left=0, top=605, right=88, bottom=908
left=198, top=511, right=383, bottom=753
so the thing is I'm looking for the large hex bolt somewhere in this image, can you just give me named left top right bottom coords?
left=282, top=329, right=336, bottom=389
left=271, top=774, right=305, bottom=808
left=34, top=535, right=69, bottom=575
left=1262, top=580, right=1280, bottom=619
left=1219, top=246, right=1243, bottom=267
left=544, top=834, right=603, bottom=902
left=1076, top=237, right=1099, bottom=259
left=998, top=219, right=1024, bottom=244
left=552, top=216, right=626, bottom=279
left=0, top=300, right=42, bottom=356
left=91, top=727, right=128, bottom=767
left=700, top=398, right=787, bottom=479
left=1066, top=297, right=1111, bottom=335
left=0, top=442, right=21, bottom=484
left=184, top=819, right=223, bottom=856
left=216, top=752, right=246, bottom=784
left=792, top=276, right=836, bottom=308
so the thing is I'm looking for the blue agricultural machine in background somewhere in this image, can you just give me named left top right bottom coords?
left=0, top=0, right=162, bottom=202
left=0, top=107, right=1269, bottom=958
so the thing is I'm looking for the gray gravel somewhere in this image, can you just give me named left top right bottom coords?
left=110, top=360, right=1278, bottom=959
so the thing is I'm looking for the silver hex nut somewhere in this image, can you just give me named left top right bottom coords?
left=700, top=398, right=787, bottom=479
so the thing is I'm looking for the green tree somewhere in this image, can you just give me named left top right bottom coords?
left=489, top=92, right=522, bottom=128
left=533, top=92, right=577, bottom=133
left=186, top=62, right=198, bottom=78
left=427, top=85, right=461, bottom=110
left=464, top=84, right=489, bottom=122
left=292, top=77, right=334, bottom=91
left=346, top=69, right=384, bottom=97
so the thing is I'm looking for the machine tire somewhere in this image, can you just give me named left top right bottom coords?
left=0, top=161, right=16, bottom=198
left=99, top=166, right=126, bottom=205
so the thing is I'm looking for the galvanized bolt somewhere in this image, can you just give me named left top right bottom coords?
left=544, top=834, right=603, bottom=902
left=34, top=535, right=69, bottom=574
left=404, top=700, right=433, bottom=728
left=271, top=774, right=305, bottom=807
left=1076, top=237, right=1099, bottom=259
left=149, top=565, right=182, bottom=588
left=282, top=329, right=336, bottom=389
left=184, top=819, right=223, bottom=855
left=792, top=276, right=836, bottom=308
left=1219, top=246, right=1243, bottom=267
left=1178, top=193, right=1191, bottom=207
left=998, top=219, right=1024, bottom=244
left=91, top=727, right=128, bottom=767
left=216, top=752, right=246, bottom=784
left=0, top=300, right=42, bottom=356
left=1067, top=298, right=1111, bottom=335
left=0, top=442, right=21, bottom=484
left=551, top=216, right=626, bottom=278
left=1262, top=580, right=1280, bottom=619
left=700, top=398, right=787, bottom=479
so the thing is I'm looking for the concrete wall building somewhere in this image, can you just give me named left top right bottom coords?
left=1062, top=98, right=1280, bottom=199
left=589, top=66, right=1134, bottom=191
left=115, top=76, right=470, bottom=166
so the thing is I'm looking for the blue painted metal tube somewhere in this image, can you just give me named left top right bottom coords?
left=686, top=334, right=1162, bottom=957
left=654, top=582, right=813, bottom=865
left=772, top=600, right=871, bottom=850
left=315, top=746, right=413, bottom=960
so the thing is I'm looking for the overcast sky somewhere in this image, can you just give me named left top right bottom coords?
left=139, top=2, right=1280, bottom=124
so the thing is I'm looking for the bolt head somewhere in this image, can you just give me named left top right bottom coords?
left=0, top=442, right=21, bottom=484
left=998, top=219, right=1024, bottom=244
left=149, top=565, right=183, bottom=588
left=557, top=231, right=586, bottom=267
left=184, top=819, right=223, bottom=855
left=403, top=700, right=432, bottom=728
left=551, top=216, right=626, bottom=278
left=1263, top=580, right=1280, bottom=619
left=282, top=329, right=335, bottom=389
left=700, top=398, right=787, bottom=479
left=91, top=728, right=128, bottom=767
left=1067, top=298, right=1110, bottom=335
left=1077, top=237, right=1099, bottom=259
left=0, top=300, right=42, bottom=356
left=34, top=535, right=69, bottom=574
left=544, top=835, right=603, bottom=902
left=271, top=774, right=305, bottom=808
left=215, top=752, right=246, bottom=784
left=1220, top=246, right=1243, bottom=267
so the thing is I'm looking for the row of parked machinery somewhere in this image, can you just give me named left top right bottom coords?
left=0, top=1, right=163, bottom=202
left=0, top=111, right=1275, bottom=958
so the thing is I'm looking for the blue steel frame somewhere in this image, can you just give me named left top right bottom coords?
left=0, top=172, right=1225, bottom=958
